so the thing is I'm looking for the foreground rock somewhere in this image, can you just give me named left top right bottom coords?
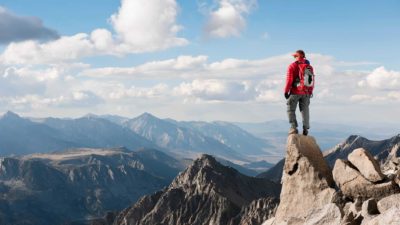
left=333, top=159, right=399, bottom=200
left=362, top=207, right=400, bottom=225
left=258, top=134, right=400, bottom=185
left=377, top=193, right=400, bottom=213
left=348, top=148, right=385, bottom=182
left=273, top=134, right=336, bottom=224
left=303, top=203, right=342, bottom=225
left=113, top=154, right=280, bottom=225
left=262, top=135, right=400, bottom=225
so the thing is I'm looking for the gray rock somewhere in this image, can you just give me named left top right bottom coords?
left=348, top=148, right=385, bottom=183
left=332, top=159, right=399, bottom=200
left=230, top=197, right=278, bottom=225
left=303, top=203, right=342, bottom=225
left=274, top=135, right=336, bottom=224
left=361, top=207, right=400, bottom=225
left=377, top=193, right=400, bottom=214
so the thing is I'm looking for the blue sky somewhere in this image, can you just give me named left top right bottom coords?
left=0, top=0, right=399, bottom=126
left=1, top=0, right=399, bottom=67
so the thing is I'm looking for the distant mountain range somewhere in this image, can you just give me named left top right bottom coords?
left=0, top=147, right=185, bottom=225
left=0, top=111, right=277, bottom=166
left=2, top=110, right=398, bottom=169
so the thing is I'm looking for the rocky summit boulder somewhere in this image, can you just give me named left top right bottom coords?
left=273, top=134, right=337, bottom=224
left=348, top=148, right=385, bottom=183
left=332, top=159, right=399, bottom=200
left=377, top=193, right=400, bottom=213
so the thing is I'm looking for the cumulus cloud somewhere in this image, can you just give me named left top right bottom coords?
left=0, top=34, right=94, bottom=64
left=0, top=0, right=188, bottom=65
left=0, top=7, right=59, bottom=44
left=202, top=0, right=257, bottom=38
left=110, top=0, right=187, bottom=52
left=358, top=66, right=400, bottom=90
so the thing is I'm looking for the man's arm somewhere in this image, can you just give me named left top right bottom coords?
left=284, top=63, right=295, bottom=94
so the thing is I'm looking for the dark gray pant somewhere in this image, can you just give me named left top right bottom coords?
left=287, top=94, right=310, bottom=129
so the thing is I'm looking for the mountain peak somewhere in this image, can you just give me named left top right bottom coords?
left=138, top=112, right=158, bottom=119
left=1, top=111, right=22, bottom=120
left=82, top=113, right=99, bottom=118
left=193, top=154, right=219, bottom=168
left=1, top=111, right=21, bottom=119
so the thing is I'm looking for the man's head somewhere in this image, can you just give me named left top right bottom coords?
left=292, top=50, right=305, bottom=59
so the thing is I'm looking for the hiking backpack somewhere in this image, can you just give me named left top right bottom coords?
left=293, top=61, right=315, bottom=94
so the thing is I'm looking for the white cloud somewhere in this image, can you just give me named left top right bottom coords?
left=358, top=66, right=400, bottom=90
left=203, top=0, right=257, bottom=38
left=350, top=93, right=399, bottom=103
left=3, top=91, right=103, bottom=110
left=0, top=33, right=95, bottom=64
left=0, top=0, right=188, bottom=65
left=81, top=55, right=208, bottom=78
left=174, top=79, right=255, bottom=101
left=108, top=83, right=170, bottom=100
left=110, top=0, right=188, bottom=52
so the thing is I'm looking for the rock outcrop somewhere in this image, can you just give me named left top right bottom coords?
left=258, top=134, right=400, bottom=184
left=271, top=134, right=337, bottom=224
left=112, top=154, right=280, bottom=225
left=263, top=134, right=400, bottom=225
left=332, top=153, right=399, bottom=200
left=348, top=148, right=385, bottom=182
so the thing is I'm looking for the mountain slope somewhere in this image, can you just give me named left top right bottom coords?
left=112, top=154, right=280, bottom=225
left=174, top=120, right=276, bottom=156
left=42, top=115, right=157, bottom=151
left=123, top=113, right=246, bottom=162
left=0, top=111, right=79, bottom=156
left=0, top=148, right=185, bottom=225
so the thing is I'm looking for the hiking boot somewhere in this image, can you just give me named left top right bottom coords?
left=303, top=128, right=308, bottom=136
left=288, top=127, right=298, bottom=135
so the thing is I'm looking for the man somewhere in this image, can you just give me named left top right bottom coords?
left=284, top=50, right=314, bottom=135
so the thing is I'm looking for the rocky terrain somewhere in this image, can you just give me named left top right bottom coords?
left=257, top=134, right=400, bottom=183
left=0, top=147, right=185, bottom=225
left=263, top=134, right=400, bottom=225
left=106, top=134, right=400, bottom=225
left=111, top=154, right=281, bottom=225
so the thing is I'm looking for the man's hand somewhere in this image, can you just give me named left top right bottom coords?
left=284, top=92, right=290, bottom=99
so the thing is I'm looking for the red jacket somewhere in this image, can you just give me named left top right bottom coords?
left=284, top=59, right=313, bottom=95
